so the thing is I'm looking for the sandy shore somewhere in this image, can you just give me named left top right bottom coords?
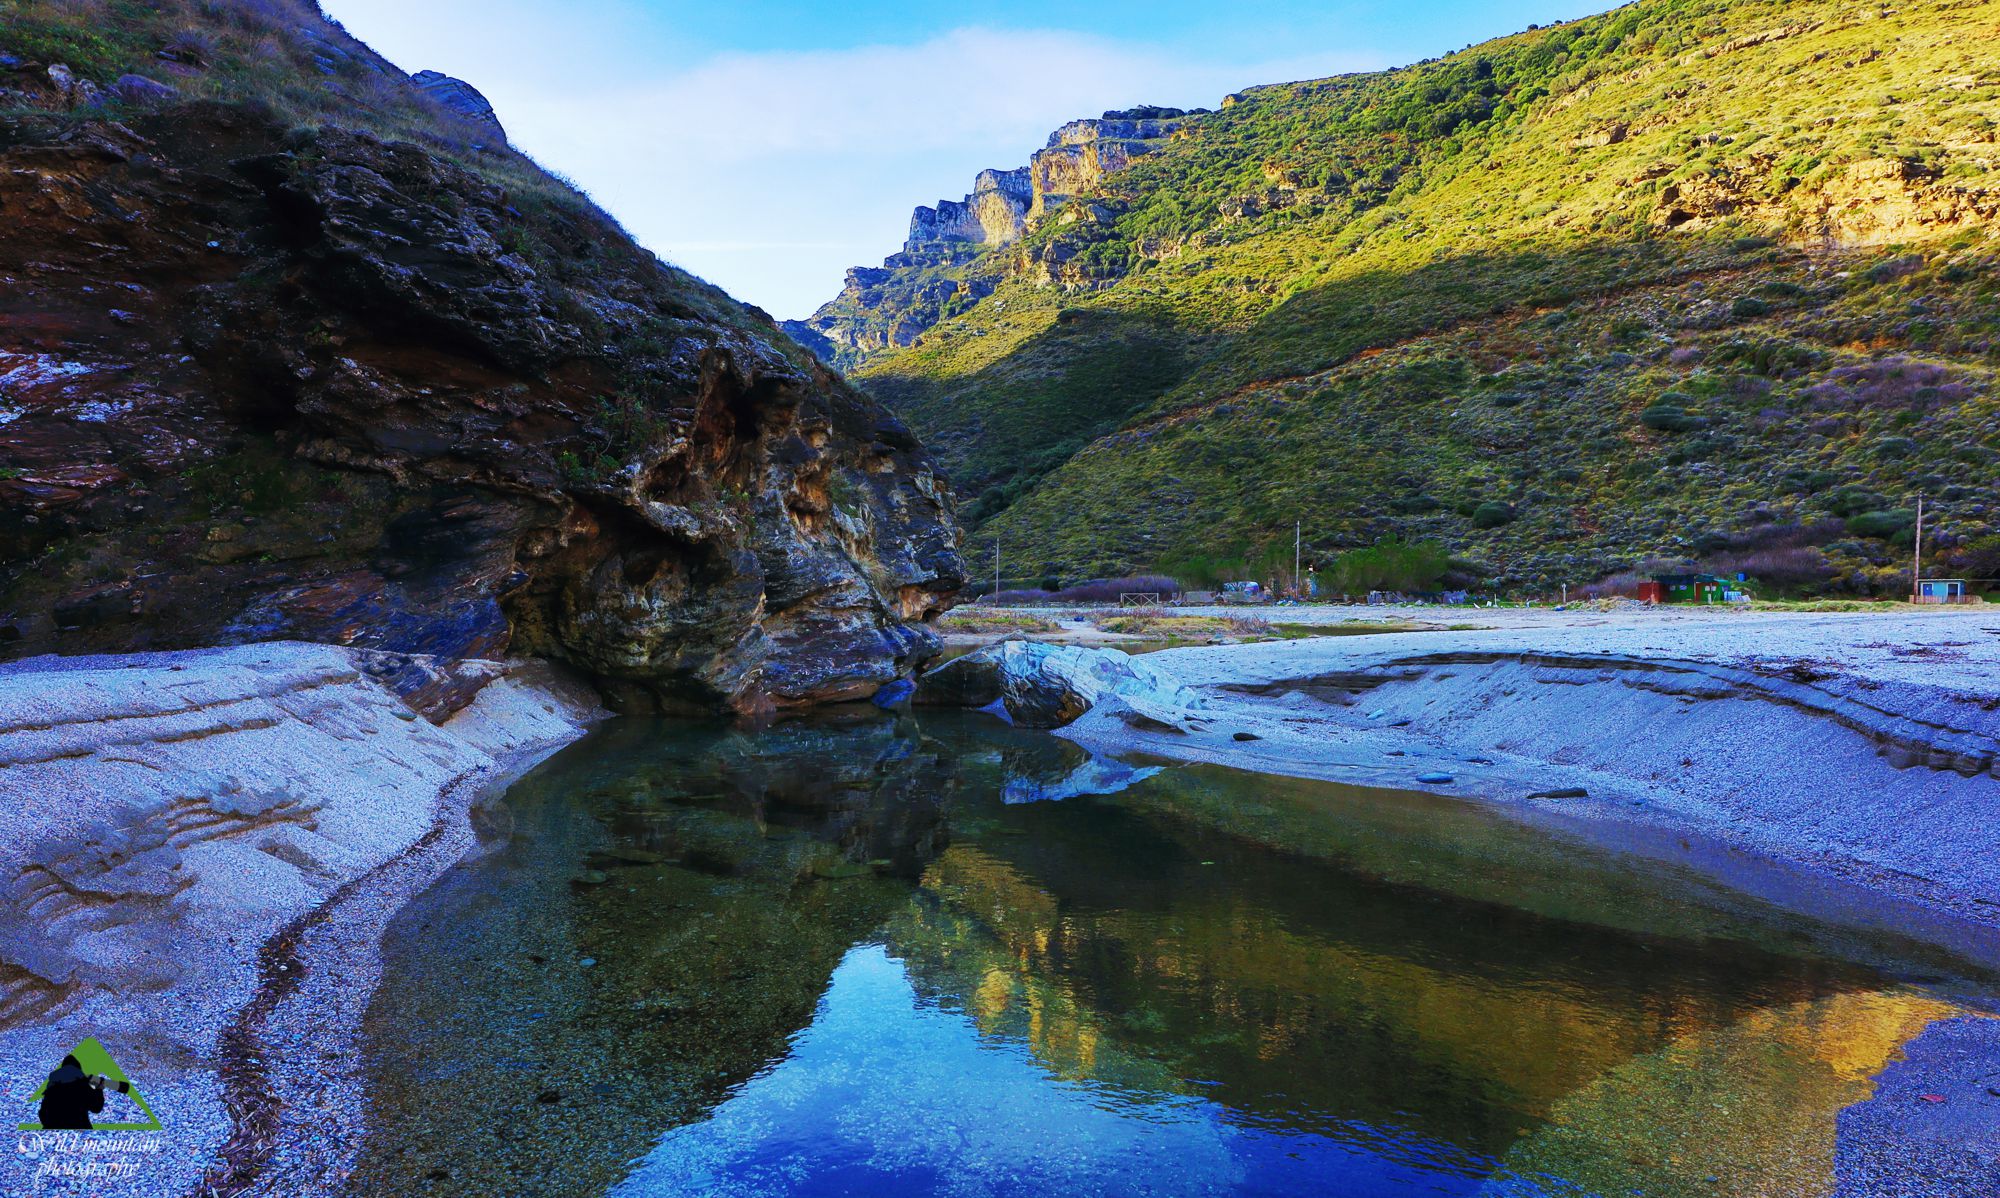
left=0, top=643, right=602, bottom=1196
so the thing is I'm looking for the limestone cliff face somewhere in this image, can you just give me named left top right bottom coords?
left=788, top=108, right=1202, bottom=370
left=1029, top=115, right=1190, bottom=219
left=0, top=19, right=962, bottom=717
left=908, top=166, right=1032, bottom=248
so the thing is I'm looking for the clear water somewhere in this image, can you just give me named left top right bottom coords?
left=358, top=710, right=1993, bottom=1198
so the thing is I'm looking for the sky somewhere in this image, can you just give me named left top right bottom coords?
left=321, top=0, right=1615, bottom=319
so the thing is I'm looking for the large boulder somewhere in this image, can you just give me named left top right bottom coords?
left=916, top=641, right=1208, bottom=732
left=0, top=80, right=962, bottom=717
left=411, top=70, right=506, bottom=141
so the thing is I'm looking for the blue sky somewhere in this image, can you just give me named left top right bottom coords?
left=322, top=0, right=1616, bottom=318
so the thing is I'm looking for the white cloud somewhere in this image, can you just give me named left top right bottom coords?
left=537, top=28, right=1370, bottom=160
left=323, top=10, right=1386, bottom=318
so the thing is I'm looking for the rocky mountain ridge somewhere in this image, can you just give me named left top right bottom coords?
left=784, top=106, right=1203, bottom=365
left=0, top=0, right=962, bottom=715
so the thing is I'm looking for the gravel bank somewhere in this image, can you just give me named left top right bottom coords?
left=1057, top=605, right=2000, bottom=924
left=0, top=643, right=602, bottom=1196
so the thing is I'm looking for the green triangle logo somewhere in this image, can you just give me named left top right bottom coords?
left=18, top=1037, right=164, bottom=1132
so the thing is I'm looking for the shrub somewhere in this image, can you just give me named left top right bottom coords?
left=1702, top=546, right=1837, bottom=591
left=1324, top=537, right=1452, bottom=593
left=1943, top=535, right=2000, bottom=581
left=1639, top=404, right=1704, bottom=432
left=1471, top=502, right=1517, bottom=529
left=1847, top=509, right=1916, bottom=539
left=1799, top=357, right=1973, bottom=412
left=1050, top=574, right=1180, bottom=603
left=1824, top=488, right=1888, bottom=517
left=987, top=575, right=1182, bottom=605
left=1730, top=296, right=1772, bottom=319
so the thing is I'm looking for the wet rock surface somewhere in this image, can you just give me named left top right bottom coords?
left=0, top=65, right=961, bottom=715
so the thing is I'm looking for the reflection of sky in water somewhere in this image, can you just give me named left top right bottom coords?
left=616, top=944, right=1546, bottom=1198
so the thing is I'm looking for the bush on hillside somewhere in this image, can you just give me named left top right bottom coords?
left=1471, top=502, right=1517, bottom=529
left=1702, top=546, right=1837, bottom=590
left=983, top=575, right=1182, bottom=605
left=1639, top=404, right=1705, bottom=432
left=1846, top=509, right=1916, bottom=540
left=1824, top=487, right=1889, bottom=517
left=1051, top=575, right=1181, bottom=604
left=1800, top=357, right=1974, bottom=412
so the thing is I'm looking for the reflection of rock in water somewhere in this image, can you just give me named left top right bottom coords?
left=1002, top=755, right=1163, bottom=804
left=1495, top=989, right=1966, bottom=1198
left=593, top=715, right=959, bottom=880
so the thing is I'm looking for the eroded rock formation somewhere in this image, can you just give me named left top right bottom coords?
left=785, top=109, right=1202, bottom=367
left=0, top=42, right=962, bottom=716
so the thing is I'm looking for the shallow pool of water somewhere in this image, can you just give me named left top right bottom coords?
left=357, top=710, right=1994, bottom=1197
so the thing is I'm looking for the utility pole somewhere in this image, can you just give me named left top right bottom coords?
left=1911, top=494, right=1924, bottom=601
left=1294, top=520, right=1301, bottom=598
left=994, top=539, right=1001, bottom=601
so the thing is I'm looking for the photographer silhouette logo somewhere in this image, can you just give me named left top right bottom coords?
left=19, top=1038, right=163, bottom=1132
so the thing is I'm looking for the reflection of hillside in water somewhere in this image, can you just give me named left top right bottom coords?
left=361, top=710, right=1987, bottom=1198
left=878, top=758, right=1989, bottom=1190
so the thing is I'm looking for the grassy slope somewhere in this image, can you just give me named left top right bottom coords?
left=848, top=0, right=2000, bottom=588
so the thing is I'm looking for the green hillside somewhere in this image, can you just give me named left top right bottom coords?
left=824, top=0, right=2000, bottom=592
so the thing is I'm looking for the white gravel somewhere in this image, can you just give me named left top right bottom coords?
left=0, top=643, right=600, bottom=1197
left=1054, top=604, right=2000, bottom=929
